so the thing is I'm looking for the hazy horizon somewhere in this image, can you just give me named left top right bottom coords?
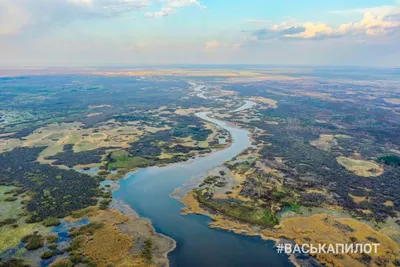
left=1, top=0, right=400, bottom=67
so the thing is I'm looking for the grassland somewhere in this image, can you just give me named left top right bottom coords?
left=65, top=208, right=174, bottom=267
left=108, top=150, right=154, bottom=171
left=0, top=186, right=49, bottom=253
left=310, top=134, right=337, bottom=151
left=195, top=189, right=279, bottom=227
left=263, top=214, right=400, bottom=267
left=0, top=186, right=23, bottom=220
left=337, top=156, right=384, bottom=177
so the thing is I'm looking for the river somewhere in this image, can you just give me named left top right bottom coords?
left=113, top=94, right=292, bottom=266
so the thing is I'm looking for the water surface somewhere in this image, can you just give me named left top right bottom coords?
left=114, top=111, right=292, bottom=267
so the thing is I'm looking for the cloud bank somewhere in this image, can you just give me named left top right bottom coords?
left=248, top=6, right=400, bottom=41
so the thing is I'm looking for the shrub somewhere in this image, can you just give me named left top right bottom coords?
left=69, top=253, right=83, bottom=264
left=140, top=238, right=153, bottom=263
left=48, top=243, right=58, bottom=250
left=49, top=258, right=72, bottom=267
left=43, top=217, right=61, bottom=227
left=24, top=234, right=44, bottom=250
left=0, top=218, right=17, bottom=227
left=40, top=250, right=54, bottom=259
left=46, top=234, right=59, bottom=243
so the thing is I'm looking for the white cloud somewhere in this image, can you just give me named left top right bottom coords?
left=249, top=6, right=400, bottom=41
left=145, top=7, right=174, bottom=17
left=166, top=0, right=200, bottom=8
left=330, top=5, right=400, bottom=16
left=0, top=0, right=150, bottom=37
left=145, top=0, right=204, bottom=19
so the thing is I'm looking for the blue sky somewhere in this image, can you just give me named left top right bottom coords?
left=0, top=0, right=399, bottom=67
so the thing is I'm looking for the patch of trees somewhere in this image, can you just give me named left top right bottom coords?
left=165, top=145, right=206, bottom=154
left=0, top=147, right=100, bottom=221
left=40, top=250, right=54, bottom=259
left=170, top=115, right=212, bottom=141
left=172, top=125, right=212, bottom=141
left=195, top=189, right=279, bottom=227
left=42, top=217, right=61, bottom=227
left=113, top=113, right=154, bottom=123
left=0, top=259, right=31, bottom=267
left=45, top=144, right=108, bottom=168
left=229, top=86, right=400, bottom=222
left=0, top=218, right=17, bottom=227
left=126, top=115, right=212, bottom=159
left=0, top=75, right=214, bottom=139
left=22, top=233, right=44, bottom=250
left=254, top=120, right=400, bottom=222
left=127, top=141, right=162, bottom=158
left=6, top=127, right=40, bottom=139
left=140, top=238, right=154, bottom=263
left=49, top=258, right=73, bottom=267
left=377, top=155, right=400, bottom=166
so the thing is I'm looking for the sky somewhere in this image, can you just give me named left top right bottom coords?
left=0, top=0, right=399, bottom=67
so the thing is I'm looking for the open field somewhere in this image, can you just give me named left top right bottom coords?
left=337, top=156, right=384, bottom=177
left=263, top=214, right=400, bottom=267
left=1, top=69, right=400, bottom=266
left=66, top=207, right=174, bottom=267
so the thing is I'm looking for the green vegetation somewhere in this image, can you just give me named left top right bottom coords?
left=0, top=218, right=17, bottom=227
left=377, top=155, right=400, bottom=166
left=172, top=125, right=212, bottom=141
left=4, top=196, right=18, bottom=202
left=0, top=147, right=99, bottom=221
left=140, top=238, right=154, bottom=263
left=0, top=222, right=46, bottom=252
left=42, top=217, right=61, bottom=227
left=67, top=235, right=85, bottom=253
left=241, top=83, right=400, bottom=222
left=99, top=198, right=112, bottom=210
left=46, top=234, right=59, bottom=243
left=336, top=156, right=383, bottom=177
left=48, top=243, right=58, bottom=250
left=70, top=206, right=98, bottom=219
left=0, top=186, right=23, bottom=222
left=49, top=258, right=73, bottom=267
left=69, top=222, right=105, bottom=237
left=231, top=162, right=252, bottom=174
left=46, top=144, right=108, bottom=168
left=108, top=150, right=154, bottom=170
left=0, top=258, right=30, bottom=267
left=40, top=250, right=55, bottom=259
left=23, top=233, right=44, bottom=250
left=286, top=204, right=301, bottom=212
left=195, top=190, right=279, bottom=226
left=199, top=176, right=220, bottom=187
left=1, top=70, right=400, bottom=266
left=69, top=254, right=84, bottom=264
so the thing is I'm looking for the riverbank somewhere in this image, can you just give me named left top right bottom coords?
left=113, top=99, right=293, bottom=266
